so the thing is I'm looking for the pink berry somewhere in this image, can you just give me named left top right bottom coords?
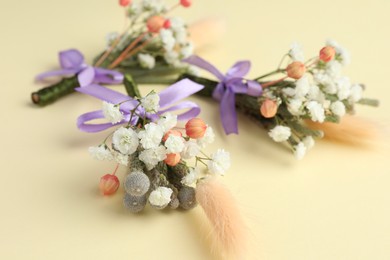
left=99, top=174, right=120, bottom=195
left=163, top=19, right=171, bottom=29
left=162, top=129, right=182, bottom=142
left=119, top=0, right=131, bottom=7
left=180, top=0, right=192, bottom=8
left=165, top=153, right=181, bottom=166
left=260, top=99, right=278, bottom=118
left=319, top=46, right=336, bottom=63
left=286, top=61, right=306, bottom=80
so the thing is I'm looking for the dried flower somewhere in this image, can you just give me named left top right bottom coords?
left=140, top=92, right=160, bottom=113
left=148, top=187, right=173, bottom=208
left=286, top=61, right=306, bottom=79
left=138, top=123, right=164, bottom=149
left=165, top=135, right=185, bottom=153
left=112, top=127, right=139, bottom=155
left=208, top=149, right=231, bottom=176
left=330, top=101, right=346, bottom=117
left=181, top=140, right=200, bottom=159
left=139, top=145, right=167, bottom=170
left=294, top=142, right=306, bottom=160
left=138, top=53, right=156, bottom=69
left=114, top=152, right=129, bottom=166
left=268, top=125, right=291, bottom=142
left=99, top=174, right=120, bottom=195
left=124, top=171, right=150, bottom=196
left=197, top=126, right=215, bottom=148
left=185, top=118, right=207, bottom=139
left=88, top=145, right=113, bottom=161
left=289, top=42, right=305, bottom=62
left=158, top=113, right=178, bottom=132
left=181, top=167, right=199, bottom=186
left=306, top=101, right=325, bottom=123
left=260, top=99, right=278, bottom=118
left=102, top=101, right=124, bottom=124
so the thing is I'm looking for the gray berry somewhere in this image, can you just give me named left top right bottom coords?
left=178, top=186, right=197, bottom=210
left=123, top=193, right=147, bottom=213
left=169, top=198, right=180, bottom=209
left=124, top=171, right=150, bottom=197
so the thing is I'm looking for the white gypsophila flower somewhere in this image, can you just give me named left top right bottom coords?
left=169, top=17, right=186, bottom=32
left=139, top=145, right=167, bottom=170
left=180, top=42, right=194, bottom=58
left=165, top=135, right=185, bottom=153
left=314, top=72, right=337, bottom=94
left=112, top=127, right=139, bottom=155
left=102, top=101, right=124, bottom=124
left=115, top=152, right=129, bottom=166
left=349, top=84, right=363, bottom=102
left=173, top=27, right=188, bottom=45
left=148, top=186, right=172, bottom=207
left=302, top=136, right=315, bottom=150
left=142, top=0, right=165, bottom=13
left=289, top=42, right=305, bottom=62
left=306, top=101, right=325, bottom=123
left=164, top=50, right=180, bottom=66
left=294, top=75, right=310, bottom=98
left=141, top=92, right=160, bottom=113
left=326, top=60, right=342, bottom=78
left=197, top=126, right=215, bottom=148
left=181, top=140, right=200, bottom=159
left=105, top=32, right=119, bottom=47
left=326, top=39, right=350, bottom=66
left=138, top=123, right=164, bottom=149
left=294, top=142, right=306, bottom=160
left=88, top=145, right=113, bottom=161
left=186, top=65, right=201, bottom=76
left=307, top=84, right=326, bottom=103
left=157, top=113, right=177, bottom=132
left=268, top=125, right=291, bottom=142
left=160, top=29, right=175, bottom=51
left=207, top=149, right=231, bottom=176
left=336, top=76, right=351, bottom=100
left=128, top=1, right=142, bottom=16
left=282, top=87, right=296, bottom=97
left=330, top=101, right=346, bottom=117
left=181, top=168, right=199, bottom=186
left=287, top=98, right=304, bottom=116
left=138, top=53, right=155, bottom=69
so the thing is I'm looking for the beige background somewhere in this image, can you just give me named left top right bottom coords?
left=1, top=0, right=390, bottom=259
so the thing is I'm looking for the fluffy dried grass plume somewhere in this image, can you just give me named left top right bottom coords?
left=196, top=177, right=248, bottom=259
left=188, top=18, right=226, bottom=50
left=305, top=115, right=386, bottom=146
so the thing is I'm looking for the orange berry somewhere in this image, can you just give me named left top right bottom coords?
left=180, top=0, right=192, bottom=7
left=319, top=46, right=336, bottom=63
left=164, top=153, right=181, bottom=166
left=185, top=118, right=207, bottom=139
left=146, top=16, right=166, bottom=33
left=162, top=129, right=183, bottom=142
left=286, top=61, right=306, bottom=79
left=119, top=0, right=131, bottom=7
left=260, top=99, right=278, bottom=118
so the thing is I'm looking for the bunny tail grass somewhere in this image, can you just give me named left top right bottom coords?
left=188, top=17, right=226, bottom=50
left=196, top=177, right=248, bottom=259
left=305, top=115, right=385, bottom=146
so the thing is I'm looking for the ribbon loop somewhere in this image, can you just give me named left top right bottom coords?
left=76, top=79, right=204, bottom=133
left=184, top=55, right=263, bottom=135
left=35, top=49, right=123, bottom=86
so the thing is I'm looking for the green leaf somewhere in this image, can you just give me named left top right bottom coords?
left=124, top=74, right=141, bottom=98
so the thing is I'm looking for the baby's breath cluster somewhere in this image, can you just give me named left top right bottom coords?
left=257, top=40, right=378, bottom=159
left=97, top=0, right=197, bottom=76
left=90, top=91, right=231, bottom=213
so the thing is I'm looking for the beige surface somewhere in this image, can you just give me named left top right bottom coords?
left=1, top=0, right=390, bottom=259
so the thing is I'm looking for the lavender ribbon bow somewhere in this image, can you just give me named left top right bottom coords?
left=76, top=79, right=204, bottom=132
left=35, top=49, right=123, bottom=87
left=183, top=55, right=262, bottom=134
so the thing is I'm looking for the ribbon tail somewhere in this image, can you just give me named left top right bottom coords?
left=94, top=68, right=124, bottom=84
left=158, top=79, right=204, bottom=107
left=158, top=101, right=201, bottom=121
left=220, top=90, right=238, bottom=135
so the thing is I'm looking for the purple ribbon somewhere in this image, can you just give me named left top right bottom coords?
left=183, top=55, right=262, bottom=134
left=35, top=49, right=123, bottom=87
left=76, top=79, right=204, bottom=132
